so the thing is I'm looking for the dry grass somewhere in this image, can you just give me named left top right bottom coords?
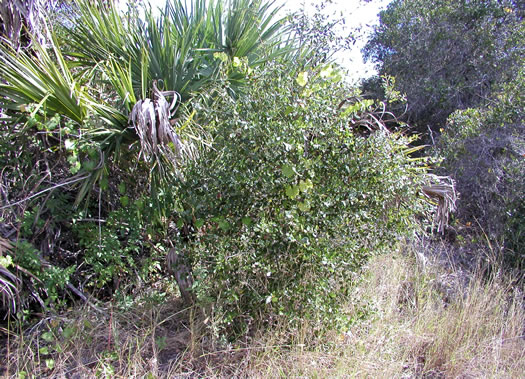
left=1, top=297, right=208, bottom=378
left=1, top=242, right=524, bottom=378
left=247, top=242, right=525, bottom=378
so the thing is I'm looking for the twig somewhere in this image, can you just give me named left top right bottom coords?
left=66, top=282, right=106, bottom=313
left=0, top=175, right=89, bottom=210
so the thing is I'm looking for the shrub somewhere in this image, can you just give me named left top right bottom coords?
left=170, top=62, right=431, bottom=336
left=436, top=68, right=525, bottom=266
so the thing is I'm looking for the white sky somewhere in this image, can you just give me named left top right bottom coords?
left=278, top=0, right=390, bottom=80
left=145, top=0, right=391, bottom=81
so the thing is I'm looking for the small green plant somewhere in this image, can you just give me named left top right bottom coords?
left=73, top=198, right=163, bottom=290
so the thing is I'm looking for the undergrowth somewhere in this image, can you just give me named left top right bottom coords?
left=2, top=239, right=523, bottom=378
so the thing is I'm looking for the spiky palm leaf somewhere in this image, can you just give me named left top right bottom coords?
left=208, top=0, right=286, bottom=63
left=64, top=0, right=290, bottom=181
left=0, top=0, right=290, bottom=205
left=67, top=0, right=289, bottom=101
left=0, top=35, right=93, bottom=123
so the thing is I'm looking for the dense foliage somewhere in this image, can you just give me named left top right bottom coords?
left=363, top=0, right=524, bottom=129
left=436, top=68, right=525, bottom=265
left=0, top=0, right=437, bottom=340
left=1, top=0, right=523, bottom=376
left=0, top=0, right=291, bottom=318
left=362, top=0, right=524, bottom=269
left=173, top=63, right=430, bottom=334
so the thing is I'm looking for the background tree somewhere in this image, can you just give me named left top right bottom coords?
left=363, top=0, right=524, bottom=267
left=363, top=0, right=524, bottom=130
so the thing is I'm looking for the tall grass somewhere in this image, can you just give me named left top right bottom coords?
left=2, top=243, right=523, bottom=377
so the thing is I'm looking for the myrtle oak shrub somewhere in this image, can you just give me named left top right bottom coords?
left=171, top=63, right=431, bottom=335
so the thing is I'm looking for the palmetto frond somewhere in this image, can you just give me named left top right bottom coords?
left=0, top=34, right=93, bottom=123
left=130, top=81, right=183, bottom=162
left=0, top=0, right=290, bottom=204
left=67, top=0, right=288, bottom=101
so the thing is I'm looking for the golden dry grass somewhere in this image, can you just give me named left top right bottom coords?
left=245, top=246, right=525, bottom=378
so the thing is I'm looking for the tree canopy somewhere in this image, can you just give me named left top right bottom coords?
left=363, top=0, right=524, bottom=129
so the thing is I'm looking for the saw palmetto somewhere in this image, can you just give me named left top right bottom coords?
left=0, top=0, right=290, bottom=204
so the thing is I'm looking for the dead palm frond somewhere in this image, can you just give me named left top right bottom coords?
left=0, top=0, right=53, bottom=48
left=422, top=176, right=458, bottom=234
left=130, top=81, right=183, bottom=163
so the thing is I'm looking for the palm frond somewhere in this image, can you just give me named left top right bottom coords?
left=130, top=81, right=188, bottom=172
left=423, top=176, right=458, bottom=234
left=0, top=35, right=92, bottom=123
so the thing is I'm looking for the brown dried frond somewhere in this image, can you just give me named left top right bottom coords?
left=422, top=176, right=458, bottom=234
left=130, top=81, right=184, bottom=165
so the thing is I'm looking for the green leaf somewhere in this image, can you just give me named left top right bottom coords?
left=0, top=255, right=13, bottom=268
left=41, top=331, right=54, bottom=343
left=218, top=220, right=231, bottom=231
left=118, top=182, right=126, bottom=195
left=119, top=196, right=129, bottom=207
left=214, top=52, right=229, bottom=62
left=320, top=65, right=333, bottom=79
left=298, top=200, right=311, bottom=212
left=100, top=177, right=109, bottom=191
left=330, top=72, right=343, bottom=83
left=281, top=164, right=295, bottom=178
left=299, top=179, right=313, bottom=193
left=296, top=71, right=309, bottom=87
left=195, top=219, right=205, bottom=229
left=45, top=359, right=55, bottom=370
left=82, top=160, right=96, bottom=171
left=301, top=88, right=313, bottom=98
left=285, top=185, right=300, bottom=199
left=39, top=346, right=50, bottom=355
left=241, top=217, right=252, bottom=226
left=62, top=326, right=75, bottom=340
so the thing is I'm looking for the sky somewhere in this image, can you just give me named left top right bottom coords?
left=145, top=0, right=391, bottom=81
left=278, top=0, right=390, bottom=80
